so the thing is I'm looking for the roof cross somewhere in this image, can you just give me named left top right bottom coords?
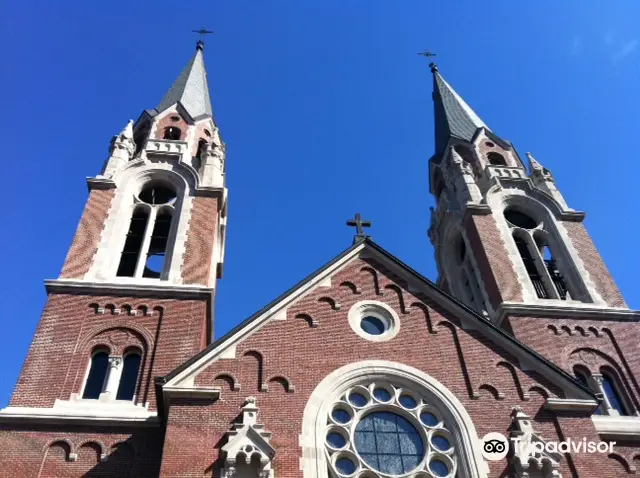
left=418, top=49, right=438, bottom=73
left=346, top=213, right=372, bottom=243
left=192, top=27, right=214, bottom=50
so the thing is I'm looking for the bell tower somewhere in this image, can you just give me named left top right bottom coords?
left=1, top=40, right=227, bottom=421
left=425, top=61, right=629, bottom=324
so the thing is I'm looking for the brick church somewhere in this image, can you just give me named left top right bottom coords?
left=1, top=38, right=639, bottom=478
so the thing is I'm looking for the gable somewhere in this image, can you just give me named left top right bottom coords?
left=161, top=240, right=597, bottom=412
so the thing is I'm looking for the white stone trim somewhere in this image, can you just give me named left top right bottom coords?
left=85, top=158, right=197, bottom=286
left=496, top=302, right=640, bottom=327
left=347, top=300, right=400, bottom=342
left=544, top=398, right=599, bottom=412
left=592, top=415, right=640, bottom=439
left=162, top=385, right=221, bottom=399
left=299, top=361, right=490, bottom=478
left=0, top=398, right=156, bottom=425
left=485, top=188, right=605, bottom=306
left=45, top=279, right=214, bottom=299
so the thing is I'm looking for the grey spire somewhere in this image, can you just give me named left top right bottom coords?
left=155, top=43, right=213, bottom=120
left=432, top=66, right=488, bottom=154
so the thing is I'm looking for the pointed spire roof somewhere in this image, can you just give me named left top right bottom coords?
left=431, top=64, right=488, bottom=154
left=155, top=42, right=213, bottom=120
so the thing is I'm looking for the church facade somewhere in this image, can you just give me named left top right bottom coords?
left=0, top=40, right=639, bottom=478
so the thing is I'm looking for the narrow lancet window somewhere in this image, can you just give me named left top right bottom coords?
left=82, top=351, right=109, bottom=400
left=513, top=234, right=549, bottom=299
left=538, top=241, right=568, bottom=300
left=143, top=209, right=172, bottom=278
left=117, top=208, right=149, bottom=277
left=601, top=371, right=630, bottom=416
left=116, top=352, right=142, bottom=401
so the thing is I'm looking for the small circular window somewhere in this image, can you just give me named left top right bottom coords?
left=348, top=301, right=400, bottom=342
left=138, top=184, right=177, bottom=205
left=504, top=208, right=538, bottom=229
left=361, top=316, right=386, bottom=335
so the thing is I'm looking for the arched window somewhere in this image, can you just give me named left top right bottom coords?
left=503, top=202, right=590, bottom=302
left=117, top=183, right=178, bottom=280
left=573, top=365, right=590, bottom=386
left=536, top=238, right=568, bottom=300
left=601, top=369, right=631, bottom=416
left=143, top=209, right=172, bottom=278
left=117, top=207, right=149, bottom=277
left=163, top=126, right=182, bottom=140
left=116, top=351, right=142, bottom=401
left=487, top=152, right=507, bottom=166
left=513, top=233, right=550, bottom=299
left=139, top=185, right=176, bottom=205
left=82, top=350, right=109, bottom=399
left=573, top=366, right=601, bottom=415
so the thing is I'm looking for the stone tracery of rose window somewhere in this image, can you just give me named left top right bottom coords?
left=325, top=381, right=457, bottom=478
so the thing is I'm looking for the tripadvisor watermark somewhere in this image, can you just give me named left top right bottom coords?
left=513, top=437, right=616, bottom=455
left=480, top=432, right=616, bottom=461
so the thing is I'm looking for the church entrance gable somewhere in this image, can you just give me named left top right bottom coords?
left=162, top=240, right=596, bottom=413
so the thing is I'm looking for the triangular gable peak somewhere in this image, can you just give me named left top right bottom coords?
left=161, top=240, right=597, bottom=411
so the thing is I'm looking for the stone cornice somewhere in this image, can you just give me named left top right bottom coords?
left=496, top=302, right=640, bottom=326
left=592, top=415, right=640, bottom=439
left=45, top=279, right=214, bottom=301
left=86, top=177, right=117, bottom=191
left=160, top=386, right=221, bottom=418
left=0, top=407, right=160, bottom=427
left=544, top=398, right=599, bottom=413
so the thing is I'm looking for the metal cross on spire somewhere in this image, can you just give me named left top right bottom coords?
left=346, top=213, right=372, bottom=244
left=192, top=27, right=214, bottom=50
left=418, top=49, right=439, bottom=73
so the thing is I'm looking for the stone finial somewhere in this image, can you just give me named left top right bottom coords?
left=103, top=119, right=136, bottom=178
left=527, top=152, right=553, bottom=178
left=120, top=119, right=134, bottom=140
left=526, top=152, right=542, bottom=170
left=199, top=130, right=226, bottom=187
left=241, top=396, right=259, bottom=426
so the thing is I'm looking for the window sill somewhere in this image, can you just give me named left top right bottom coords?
left=592, top=415, right=640, bottom=439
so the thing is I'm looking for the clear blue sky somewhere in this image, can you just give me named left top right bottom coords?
left=1, top=1, right=639, bottom=407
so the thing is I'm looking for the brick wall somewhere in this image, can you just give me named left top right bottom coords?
left=0, top=425, right=163, bottom=477
left=159, top=257, right=629, bottom=477
left=60, top=189, right=115, bottom=280
left=181, top=196, right=218, bottom=285
left=562, top=221, right=627, bottom=308
left=507, top=316, right=640, bottom=409
left=9, top=293, right=207, bottom=411
left=475, top=135, right=519, bottom=169
left=464, top=212, right=523, bottom=309
left=154, top=114, right=189, bottom=141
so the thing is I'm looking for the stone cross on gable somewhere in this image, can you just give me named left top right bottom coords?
left=346, top=213, right=372, bottom=243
